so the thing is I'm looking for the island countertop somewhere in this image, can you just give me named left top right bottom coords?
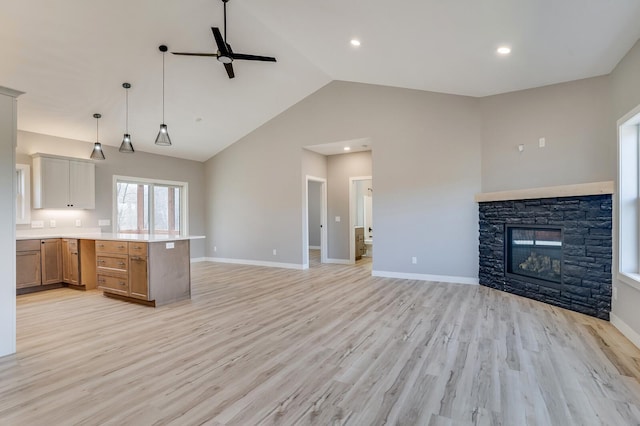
left=16, top=232, right=205, bottom=242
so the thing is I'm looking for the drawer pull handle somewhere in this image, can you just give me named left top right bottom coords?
left=118, top=262, right=126, bottom=266
left=119, top=282, right=125, bottom=286
left=98, top=244, right=104, bottom=248
left=97, top=260, right=105, bottom=264
left=117, top=245, right=126, bottom=249
left=98, top=279, right=105, bottom=284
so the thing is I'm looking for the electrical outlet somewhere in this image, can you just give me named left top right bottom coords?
left=412, top=256, right=417, bottom=264
left=335, top=216, right=341, bottom=222
left=98, top=219, right=111, bottom=226
left=75, top=219, right=82, bottom=227
left=49, top=220, right=56, bottom=228
left=31, top=220, right=44, bottom=229
left=166, top=242, right=175, bottom=249
left=273, top=249, right=277, bottom=256
left=214, top=246, right=217, bottom=252
left=613, top=286, right=618, bottom=301
left=518, top=144, right=525, bottom=152
left=538, top=137, right=546, bottom=148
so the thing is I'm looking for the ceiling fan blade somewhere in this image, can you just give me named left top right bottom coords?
left=211, top=27, right=229, bottom=56
left=232, top=53, right=277, bottom=62
left=172, top=52, right=218, bottom=57
left=224, top=62, right=235, bottom=79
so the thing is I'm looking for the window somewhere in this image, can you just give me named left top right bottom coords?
left=113, top=176, right=188, bottom=235
left=618, top=105, right=640, bottom=289
left=16, top=164, right=30, bottom=225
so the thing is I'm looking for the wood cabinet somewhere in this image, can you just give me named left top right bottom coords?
left=32, top=154, right=95, bottom=209
left=62, top=239, right=80, bottom=285
left=96, top=241, right=149, bottom=300
left=40, top=239, right=62, bottom=285
left=16, top=240, right=41, bottom=289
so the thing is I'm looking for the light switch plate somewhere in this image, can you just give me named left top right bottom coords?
left=166, top=242, right=175, bottom=249
left=49, top=220, right=56, bottom=228
left=31, top=220, right=44, bottom=229
left=75, top=219, right=82, bottom=227
left=335, top=216, right=341, bottom=222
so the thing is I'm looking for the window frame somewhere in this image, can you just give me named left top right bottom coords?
left=112, top=175, right=189, bottom=236
left=16, top=164, right=31, bottom=225
left=617, top=104, right=640, bottom=291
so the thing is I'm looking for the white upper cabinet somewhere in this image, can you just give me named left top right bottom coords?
left=32, top=154, right=95, bottom=209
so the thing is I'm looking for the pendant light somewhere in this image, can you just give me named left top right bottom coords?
left=119, top=82, right=134, bottom=153
left=155, top=45, right=172, bottom=146
left=90, top=113, right=105, bottom=160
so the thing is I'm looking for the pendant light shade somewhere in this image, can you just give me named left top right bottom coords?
left=155, top=45, right=172, bottom=146
left=119, top=82, right=135, bottom=153
left=90, top=113, right=106, bottom=160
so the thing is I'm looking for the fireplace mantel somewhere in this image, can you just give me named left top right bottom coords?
left=475, top=181, right=614, bottom=203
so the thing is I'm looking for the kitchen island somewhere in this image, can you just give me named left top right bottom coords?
left=16, top=233, right=204, bottom=306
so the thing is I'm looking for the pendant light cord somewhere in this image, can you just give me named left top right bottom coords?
left=96, top=116, right=99, bottom=142
left=125, top=87, right=129, bottom=133
left=162, top=51, right=165, bottom=123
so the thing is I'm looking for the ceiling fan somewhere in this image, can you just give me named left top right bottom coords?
left=171, top=0, right=277, bottom=79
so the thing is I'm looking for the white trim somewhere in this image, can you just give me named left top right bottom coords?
left=204, top=257, right=305, bottom=270
left=190, top=257, right=207, bottom=263
left=309, top=245, right=321, bottom=250
left=303, top=175, right=328, bottom=267
left=617, top=272, right=640, bottom=292
left=15, top=164, right=30, bottom=225
left=610, top=313, right=640, bottom=350
left=325, top=258, right=353, bottom=265
left=372, top=270, right=479, bottom=285
left=349, top=176, right=373, bottom=263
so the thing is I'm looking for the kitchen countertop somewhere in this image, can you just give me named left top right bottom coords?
left=16, top=232, right=205, bottom=242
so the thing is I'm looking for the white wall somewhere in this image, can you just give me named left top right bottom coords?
left=480, top=75, right=614, bottom=192
left=205, top=81, right=482, bottom=281
left=16, top=131, right=207, bottom=258
left=0, top=87, right=20, bottom=357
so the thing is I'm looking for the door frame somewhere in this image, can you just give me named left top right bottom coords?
left=349, top=175, right=373, bottom=264
left=303, top=175, right=328, bottom=268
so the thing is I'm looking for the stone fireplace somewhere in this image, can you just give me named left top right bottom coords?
left=476, top=182, right=613, bottom=320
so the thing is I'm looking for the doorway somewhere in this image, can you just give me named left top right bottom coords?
left=349, top=176, right=373, bottom=264
left=304, top=176, right=327, bottom=268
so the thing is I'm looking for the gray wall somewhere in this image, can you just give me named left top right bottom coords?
left=0, top=89, right=18, bottom=357
left=326, top=152, right=372, bottom=259
left=480, top=76, right=614, bottom=192
left=611, top=39, right=640, bottom=340
left=308, top=181, right=321, bottom=247
left=16, top=131, right=206, bottom=258
left=205, top=81, right=482, bottom=280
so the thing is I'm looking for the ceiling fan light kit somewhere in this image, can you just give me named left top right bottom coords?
left=155, top=44, right=172, bottom=146
left=119, top=82, right=135, bottom=153
left=90, top=113, right=106, bottom=160
left=171, top=0, right=276, bottom=79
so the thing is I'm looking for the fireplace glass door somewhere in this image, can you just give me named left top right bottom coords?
left=506, top=226, right=562, bottom=284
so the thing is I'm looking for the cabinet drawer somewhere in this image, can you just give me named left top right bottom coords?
left=97, top=274, right=129, bottom=296
left=97, top=254, right=128, bottom=272
left=17, top=240, right=41, bottom=252
left=96, top=240, right=128, bottom=254
left=128, top=242, right=148, bottom=257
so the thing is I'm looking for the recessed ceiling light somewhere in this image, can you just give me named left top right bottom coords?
left=350, top=39, right=361, bottom=47
left=344, top=147, right=351, bottom=151
left=497, top=46, right=511, bottom=55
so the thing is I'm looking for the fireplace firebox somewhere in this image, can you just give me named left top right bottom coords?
left=505, top=225, right=563, bottom=285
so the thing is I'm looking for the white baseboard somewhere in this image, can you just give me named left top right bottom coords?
left=610, top=312, right=640, bottom=350
left=325, top=258, right=353, bottom=265
left=372, top=270, right=479, bottom=285
left=308, top=246, right=321, bottom=250
left=204, top=257, right=304, bottom=270
left=190, top=257, right=207, bottom=263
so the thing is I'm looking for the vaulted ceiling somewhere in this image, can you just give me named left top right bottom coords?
left=2, top=0, right=640, bottom=161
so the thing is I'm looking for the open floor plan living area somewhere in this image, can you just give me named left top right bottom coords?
left=2, top=1, right=640, bottom=424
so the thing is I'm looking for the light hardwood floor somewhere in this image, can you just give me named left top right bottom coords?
left=1, top=258, right=640, bottom=425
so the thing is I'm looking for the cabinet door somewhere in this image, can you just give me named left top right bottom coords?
left=16, top=251, right=42, bottom=288
left=41, top=239, right=62, bottom=285
left=69, top=161, right=95, bottom=209
left=37, top=157, right=70, bottom=209
left=129, top=256, right=149, bottom=300
left=62, top=239, right=79, bottom=285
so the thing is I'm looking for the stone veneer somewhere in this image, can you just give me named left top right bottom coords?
left=478, top=195, right=612, bottom=320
